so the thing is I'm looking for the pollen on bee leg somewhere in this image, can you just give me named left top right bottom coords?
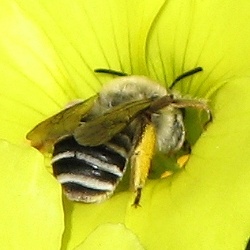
left=160, top=170, right=174, bottom=179
left=160, top=154, right=190, bottom=178
left=177, top=154, right=190, bottom=168
left=130, top=121, right=156, bottom=207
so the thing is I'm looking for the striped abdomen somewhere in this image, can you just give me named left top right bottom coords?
left=52, top=134, right=130, bottom=203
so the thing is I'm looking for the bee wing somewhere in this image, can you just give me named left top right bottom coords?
left=26, top=95, right=97, bottom=151
left=74, top=98, right=153, bottom=146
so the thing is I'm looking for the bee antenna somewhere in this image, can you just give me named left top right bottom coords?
left=94, top=68, right=128, bottom=77
left=169, top=67, right=203, bottom=90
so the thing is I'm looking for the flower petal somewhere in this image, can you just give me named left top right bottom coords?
left=146, top=0, right=250, bottom=95
left=0, top=140, right=64, bottom=249
left=0, top=0, right=79, bottom=144
left=14, top=0, right=166, bottom=75
left=75, top=223, right=144, bottom=250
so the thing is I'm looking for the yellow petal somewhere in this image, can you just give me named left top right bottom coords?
left=0, top=140, right=64, bottom=249
left=146, top=0, right=250, bottom=96
left=13, top=0, right=166, bottom=76
left=0, top=0, right=81, bottom=145
left=75, top=223, right=144, bottom=250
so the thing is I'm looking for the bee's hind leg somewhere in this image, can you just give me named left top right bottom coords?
left=129, top=118, right=156, bottom=208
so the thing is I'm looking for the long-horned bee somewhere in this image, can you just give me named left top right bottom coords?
left=26, top=67, right=211, bottom=206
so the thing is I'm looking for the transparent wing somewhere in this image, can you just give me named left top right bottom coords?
left=26, top=95, right=97, bottom=151
left=74, top=98, right=153, bottom=146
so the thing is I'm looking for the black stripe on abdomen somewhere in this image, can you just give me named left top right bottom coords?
left=52, top=136, right=127, bottom=203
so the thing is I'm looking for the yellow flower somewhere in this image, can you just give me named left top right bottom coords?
left=1, top=0, right=250, bottom=249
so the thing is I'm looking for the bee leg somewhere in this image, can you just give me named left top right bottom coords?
left=129, top=119, right=156, bottom=207
left=177, top=154, right=190, bottom=168
left=160, top=154, right=190, bottom=179
left=161, top=140, right=191, bottom=179
left=171, top=99, right=212, bottom=128
left=133, top=188, right=142, bottom=208
left=203, top=109, right=213, bottom=129
left=176, top=140, right=191, bottom=169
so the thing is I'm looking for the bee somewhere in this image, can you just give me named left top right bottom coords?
left=26, top=67, right=211, bottom=207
